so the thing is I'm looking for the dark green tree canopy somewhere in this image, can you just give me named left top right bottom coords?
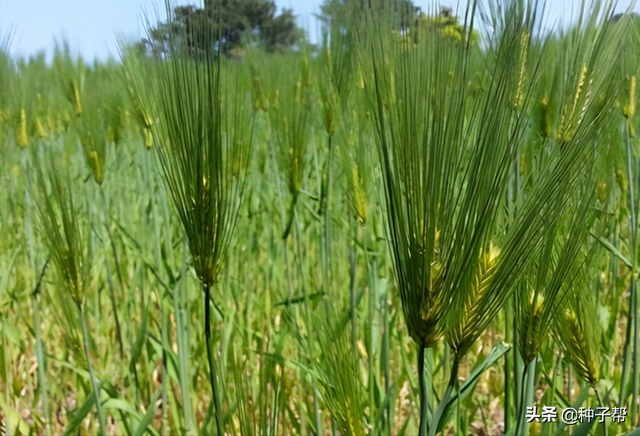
left=318, top=0, right=420, bottom=35
left=143, top=0, right=305, bottom=57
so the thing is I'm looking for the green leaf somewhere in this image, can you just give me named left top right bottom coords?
left=62, top=383, right=100, bottom=436
left=133, top=390, right=162, bottom=436
left=591, top=232, right=633, bottom=269
left=130, top=300, right=149, bottom=371
left=0, top=396, right=30, bottom=436
left=553, top=384, right=591, bottom=436
left=102, top=398, right=142, bottom=418
left=274, top=291, right=326, bottom=307
left=0, top=246, right=20, bottom=296
left=436, top=343, right=511, bottom=433
left=571, top=417, right=597, bottom=436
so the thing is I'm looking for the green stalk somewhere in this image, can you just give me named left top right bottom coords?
left=313, top=389, right=322, bottom=436
left=541, top=356, right=559, bottom=436
left=632, top=118, right=640, bottom=425
left=524, top=361, right=536, bottom=436
left=514, top=364, right=527, bottom=436
left=633, top=116, right=640, bottom=426
left=456, top=374, right=462, bottom=435
left=595, top=387, right=608, bottom=436
left=282, top=193, right=298, bottom=241
left=160, top=297, right=169, bottom=435
left=322, top=133, right=334, bottom=283
left=79, top=303, right=107, bottom=436
left=32, top=295, right=49, bottom=433
left=363, top=224, right=377, bottom=429
left=349, top=224, right=357, bottom=351
left=504, top=306, right=512, bottom=434
left=0, top=327, right=6, bottom=406
left=621, top=118, right=638, bottom=418
left=417, top=345, right=429, bottom=436
left=204, top=282, right=224, bottom=436
left=382, top=289, right=391, bottom=435
left=103, top=256, right=124, bottom=359
left=429, top=357, right=460, bottom=436
left=634, top=283, right=640, bottom=425
left=515, top=360, right=537, bottom=436
left=513, top=297, right=523, bottom=418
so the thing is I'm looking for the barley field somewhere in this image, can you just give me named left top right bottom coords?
left=2, top=0, right=640, bottom=435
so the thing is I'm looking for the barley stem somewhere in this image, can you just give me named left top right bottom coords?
left=621, top=118, right=638, bottom=422
left=32, top=295, right=49, bottom=433
left=103, top=256, right=124, bottom=360
left=515, top=359, right=536, bottom=436
left=504, top=303, right=512, bottom=434
left=160, top=295, right=169, bottom=435
left=595, top=387, right=608, bottom=436
left=204, top=282, right=224, bottom=436
left=513, top=296, right=523, bottom=419
left=322, top=133, right=334, bottom=284
left=429, top=356, right=460, bottom=436
left=348, top=225, right=357, bottom=351
left=417, top=345, right=428, bottom=435
left=381, top=272, right=391, bottom=435
left=363, top=223, right=376, bottom=429
left=79, top=303, right=106, bottom=436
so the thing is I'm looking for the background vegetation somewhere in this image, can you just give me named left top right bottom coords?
left=2, top=1, right=640, bottom=435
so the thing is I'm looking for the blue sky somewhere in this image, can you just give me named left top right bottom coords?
left=1, top=0, right=638, bottom=62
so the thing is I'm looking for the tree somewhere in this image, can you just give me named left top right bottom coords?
left=142, top=0, right=305, bottom=57
left=416, top=7, right=480, bottom=44
left=318, top=0, right=420, bottom=36
left=317, top=1, right=477, bottom=47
